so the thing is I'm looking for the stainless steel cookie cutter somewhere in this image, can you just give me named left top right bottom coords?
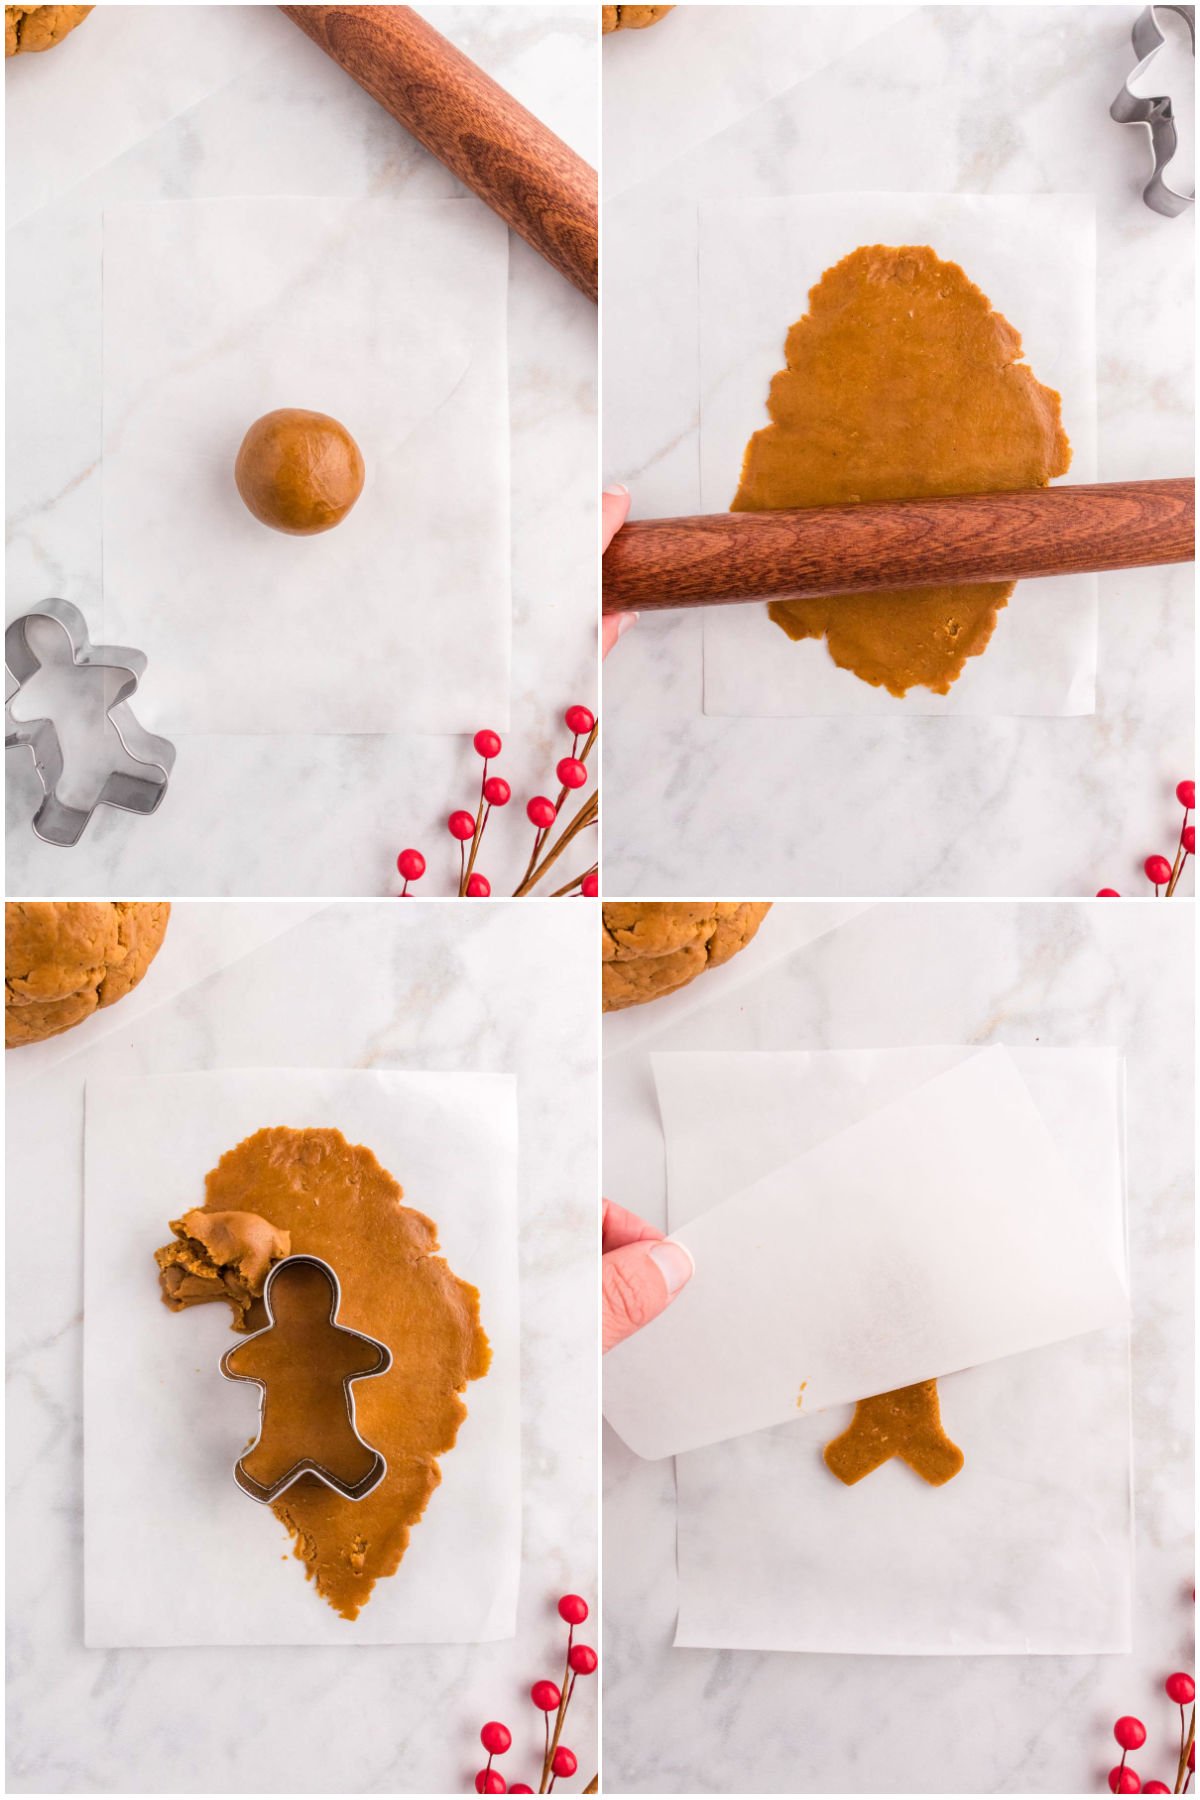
left=220, top=1254, right=392, bottom=1505
left=1111, top=4, right=1195, bottom=217
left=5, top=597, right=176, bottom=847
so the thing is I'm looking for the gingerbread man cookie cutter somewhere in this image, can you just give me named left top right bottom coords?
left=1110, top=4, right=1195, bottom=217
left=5, top=597, right=176, bottom=847
left=220, top=1254, right=392, bottom=1505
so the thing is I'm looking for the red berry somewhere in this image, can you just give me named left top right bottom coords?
left=1115, top=1719, right=1147, bottom=1752
left=1143, top=1784, right=1171, bottom=1794
left=527, top=796, right=557, bottom=829
left=1183, top=825, right=1195, bottom=856
left=473, top=729, right=502, bottom=759
left=1177, top=780, right=1195, bottom=809
left=564, top=704, right=595, bottom=735
left=568, top=1643, right=597, bottom=1675
left=483, top=776, right=511, bottom=807
left=1108, top=1768, right=1141, bottom=1793
left=449, top=810, right=476, bottom=841
left=556, top=756, right=587, bottom=790
left=480, top=1722, right=511, bottom=1755
left=1165, top=1672, right=1195, bottom=1704
left=557, top=1594, right=588, bottom=1625
left=530, top=1680, right=561, bottom=1712
left=581, top=870, right=599, bottom=898
left=1096, top=888, right=1120, bottom=897
left=1189, top=1743, right=1195, bottom=1771
left=551, top=1748, right=577, bottom=1779
left=475, top=1772, right=506, bottom=1794
left=510, top=1789, right=534, bottom=1796
left=1144, top=855, right=1173, bottom=887
left=466, top=873, right=491, bottom=897
left=396, top=848, right=425, bottom=881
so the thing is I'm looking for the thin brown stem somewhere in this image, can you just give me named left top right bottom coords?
left=514, top=793, right=597, bottom=896
left=1175, top=1705, right=1195, bottom=1793
left=550, top=865, right=595, bottom=898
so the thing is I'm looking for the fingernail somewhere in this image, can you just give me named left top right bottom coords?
left=615, top=611, right=639, bottom=638
left=647, top=1238, right=694, bottom=1298
left=603, top=482, right=629, bottom=497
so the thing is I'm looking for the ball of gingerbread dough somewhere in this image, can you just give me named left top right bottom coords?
left=234, top=409, right=365, bottom=536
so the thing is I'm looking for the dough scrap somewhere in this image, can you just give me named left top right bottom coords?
left=155, top=1208, right=292, bottom=1325
left=159, top=1126, right=490, bottom=1619
left=601, top=901, right=771, bottom=1011
left=5, top=4, right=92, bottom=54
left=6, top=901, right=170, bottom=1047
left=732, top=244, right=1072, bottom=696
left=823, top=1379, right=964, bottom=1487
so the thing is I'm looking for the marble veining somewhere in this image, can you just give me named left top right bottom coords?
left=603, top=900, right=1193, bottom=1793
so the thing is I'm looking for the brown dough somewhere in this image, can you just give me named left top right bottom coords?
left=823, top=1379, right=964, bottom=1487
left=602, top=5, right=674, bottom=31
left=160, top=1126, right=490, bottom=1619
left=155, top=1208, right=291, bottom=1325
left=6, top=901, right=170, bottom=1047
left=732, top=244, right=1072, bottom=696
left=6, top=5, right=92, bottom=55
left=601, top=901, right=771, bottom=1012
left=234, top=409, right=365, bottom=536
left=224, top=1260, right=387, bottom=1498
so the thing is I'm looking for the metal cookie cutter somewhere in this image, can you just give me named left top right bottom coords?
left=220, top=1254, right=392, bottom=1505
left=1111, top=5, right=1195, bottom=217
left=5, top=597, right=175, bottom=847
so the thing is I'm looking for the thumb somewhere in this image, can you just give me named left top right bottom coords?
left=603, top=1237, right=694, bottom=1352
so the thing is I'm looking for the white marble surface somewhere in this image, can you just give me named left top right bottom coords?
left=6, top=4, right=597, bottom=896
left=7, top=900, right=598, bottom=1792
left=602, top=900, right=1194, bottom=1793
left=602, top=4, right=1194, bottom=895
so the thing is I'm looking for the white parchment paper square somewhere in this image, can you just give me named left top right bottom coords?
left=102, top=196, right=510, bottom=734
left=699, top=193, right=1098, bottom=717
left=603, top=1047, right=1128, bottom=1460
left=656, top=1046, right=1132, bottom=1654
left=84, top=1069, right=520, bottom=1647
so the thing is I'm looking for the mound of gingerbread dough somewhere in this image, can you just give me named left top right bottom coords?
left=5, top=901, right=170, bottom=1048
left=6, top=5, right=92, bottom=54
left=602, top=902, right=771, bottom=1012
left=602, top=5, right=673, bottom=32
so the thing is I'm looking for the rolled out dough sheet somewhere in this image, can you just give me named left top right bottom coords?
left=699, top=192, right=1098, bottom=717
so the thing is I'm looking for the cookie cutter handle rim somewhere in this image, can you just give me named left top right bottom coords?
left=219, top=1253, right=393, bottom=1506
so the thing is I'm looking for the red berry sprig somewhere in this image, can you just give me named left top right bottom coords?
left=1102, top=1668, right=1195, bottom=1793
left=1100, top=780, right=1194, bottom=898
left=471, top=1593, right=596, bottom=1794
left=397, top=709, right=598, bottom=899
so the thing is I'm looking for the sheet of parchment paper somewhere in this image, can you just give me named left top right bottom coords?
left=84, top=1068, right=519, bottom=1647
left=699, top=192, right=1097, bottom=717
left=102, top=196, right=510, bottom=734
left=660, top=1045, right=1131, bottom=1653
left=603, top=1046, right=1128, bottom=1460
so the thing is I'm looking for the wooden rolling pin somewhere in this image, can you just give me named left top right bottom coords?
left=280, top=4, right=597, bottom=301
left=602, top=477, right=1195, bottom=613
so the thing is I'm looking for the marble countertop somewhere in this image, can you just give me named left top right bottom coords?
left=601, top=4, right=1194, bottom=897
left=5, top=5, right=597, bottom=898
left=602, top=899, right=1194, bottom=1793
left=6, top=901, right=598, bottom=1793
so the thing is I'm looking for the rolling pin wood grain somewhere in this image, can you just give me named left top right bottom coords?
left=602, top=478, right=1195, bottom=613
left=280, top=4, right=597, bottom=301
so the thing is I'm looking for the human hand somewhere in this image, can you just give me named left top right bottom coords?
left=603, top=1198, right=694, bottom=1352
left=602, top=485, right=638, bottom=659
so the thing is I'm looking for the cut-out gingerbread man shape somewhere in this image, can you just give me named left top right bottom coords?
left=221, top=1255, right=391, bottom=1504
left=823, top=1379, right=964, bottom=1488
